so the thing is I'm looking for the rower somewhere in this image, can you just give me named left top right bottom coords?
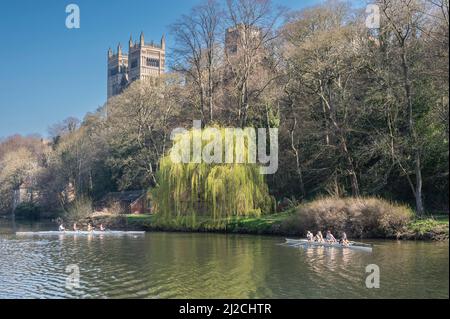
left=59, top=224, right=66, bottom=232
left=87, top=223, right=93, bottom=232
left=340, top=232, right=349, bottom=246
left=73, top=223, right=78, bottom=231
left=315, top=231, right=324, bottom=243
left=326, top=230, right=337, bottom=243
left=306, top=231, right=314, bottom=242
left=99, top=224, right=105, bottom=231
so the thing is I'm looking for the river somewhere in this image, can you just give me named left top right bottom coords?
left=0, top=218, right=448, bottom=299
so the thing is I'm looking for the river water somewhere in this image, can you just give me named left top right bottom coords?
left=0, top=218, right=448, bottom=299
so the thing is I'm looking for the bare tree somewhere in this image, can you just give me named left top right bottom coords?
left=378, top=0, right=428, bottom=214
left=223, top=0, right=285, bottom=127
left=106, top=75, right=184, bottom=188
left=282, top=1, right=363, bottom=196
left=48, top=117, right=80, bottom=144
left=170, top=0, right=223, bottom=124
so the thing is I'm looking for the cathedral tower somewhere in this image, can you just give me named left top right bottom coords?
left=107, top=43, right=129, bottom=99
left=107, top=32, right=165, bottom=99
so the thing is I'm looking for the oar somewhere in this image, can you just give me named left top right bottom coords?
left=349, top=241, right=372, bottom=247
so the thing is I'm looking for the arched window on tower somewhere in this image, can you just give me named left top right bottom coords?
left=146, top=58, right=160, bottom=68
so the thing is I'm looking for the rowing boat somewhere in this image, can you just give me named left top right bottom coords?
left=15, top=230, right=145, bottom=236
left=285, top=238, right=372, bottom=252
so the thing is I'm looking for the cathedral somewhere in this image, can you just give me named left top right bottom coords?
left=107, top=32, right=165, bottom=99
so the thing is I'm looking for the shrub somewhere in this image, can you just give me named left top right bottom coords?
left=14, top=202, right=41, bottom=220
left=64, top=196, right=93, bottom=222
left=281, top=197, right=413, bottom=238
left=106, top=200, right=125, bottom=215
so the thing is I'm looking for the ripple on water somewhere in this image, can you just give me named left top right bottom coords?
left=0, top=234, right=448, bottom=299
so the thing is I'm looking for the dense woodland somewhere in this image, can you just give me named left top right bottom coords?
left=0, top=0, right=448, bottom=218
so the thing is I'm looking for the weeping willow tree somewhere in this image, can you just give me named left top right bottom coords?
left=152, top=127, right=275, bottom=227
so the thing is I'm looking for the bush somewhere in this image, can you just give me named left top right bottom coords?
left=14, top=202, right=41, bottom=220
left=105, top=200, right=126, bottom=215
left=64, top=196, right=93, bottom=222
left=281, top=197, right=413, bottom=238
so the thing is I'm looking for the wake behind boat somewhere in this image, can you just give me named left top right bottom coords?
left=285, top=238, right=373, bottom=252
left=16, top=230, right=146, bottom=236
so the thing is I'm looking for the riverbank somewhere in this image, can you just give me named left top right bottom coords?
left=6, top=196, right=446, bottom=240
left=87, top=210, right=449, bottom=241
left=397, top=216, right=449, bottom=240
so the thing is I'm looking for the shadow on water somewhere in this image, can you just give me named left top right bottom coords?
left=0, top=215, right=56, bottom=234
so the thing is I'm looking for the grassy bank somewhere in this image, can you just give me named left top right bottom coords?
left=91, top=208, right=448, bottom=240
left=400, top=215, right=449, bottom=240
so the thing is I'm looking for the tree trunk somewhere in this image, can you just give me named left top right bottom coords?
left=320, top=98, right=330, bottom=145
left=208, top=65, right=214, bottom=123
left=199, top=84, right=206, bottom=125
left=288, top=107, right=305, bottom=198
left=340, top=136, right=360, bottom=197
left=415, top=150, right=425, bottom=215
left=401, top=48, right=424, bottom=215
left=319, top=84, right=360, bottom=197
left=240, top=81, right=249, bottom=127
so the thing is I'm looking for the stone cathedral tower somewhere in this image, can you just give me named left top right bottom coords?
left=107, top=32, right=165, bottom=99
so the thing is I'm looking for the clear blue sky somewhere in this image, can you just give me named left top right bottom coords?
left=0, top=0, right=319, bottom=138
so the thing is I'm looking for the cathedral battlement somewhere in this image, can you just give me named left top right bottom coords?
left=107, top=32, right=165, bottom=99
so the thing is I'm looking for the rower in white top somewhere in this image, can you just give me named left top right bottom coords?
left=340, top=232, right=349, bottom=246
left=325, top=230, right=337, bottom=243
left=315, top=231, right=324, bottom=243
left=58, top=223, right=66, bottom=232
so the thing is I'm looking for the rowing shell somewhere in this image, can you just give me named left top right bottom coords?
left=285, top=238, right=372, bottom=252
left=15, top=230, right=145, bottom=236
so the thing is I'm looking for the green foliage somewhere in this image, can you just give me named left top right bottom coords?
left=152, top=127, right=275, bottom=227
left=407, top=216, right=449, bottom=236
left=0, top=147, right=40, bottom=213
left=105, top=77, right=184, bottom=191
left=14, top=202, right=41, bottom=220
left=225, top=209, right=296, bottom=233
left=125, top=214, right=154, bottom=224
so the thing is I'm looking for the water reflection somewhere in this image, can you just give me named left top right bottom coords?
left=0, top=219, right=448, bottom=299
